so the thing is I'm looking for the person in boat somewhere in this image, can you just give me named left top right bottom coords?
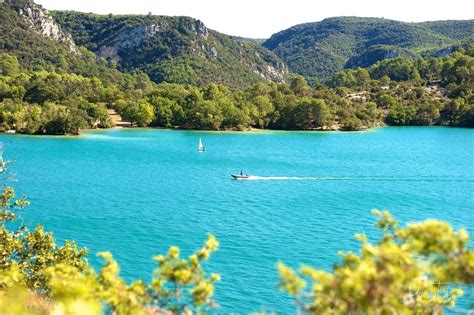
left=240, top=170, right=243, bottom=176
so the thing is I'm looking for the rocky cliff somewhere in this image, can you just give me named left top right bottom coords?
left=52, top=11, right=287, bottom=88
left=5, top=0, right=77, bottom=52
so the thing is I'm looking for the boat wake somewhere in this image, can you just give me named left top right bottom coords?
left=237, top=176, right=471, bottom=182
left=244, top=176, right=304, bottom=180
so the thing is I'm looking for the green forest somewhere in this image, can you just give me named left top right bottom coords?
left=1, top=46, right=473, bottom=134
left=0, top=0, right=473, bottom=135
left=263, top=16, right=474, bottom=82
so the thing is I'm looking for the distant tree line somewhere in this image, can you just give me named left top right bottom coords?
left=329, top=45, right=474, bottom=127
left=0, top=45, right=472, bottom=135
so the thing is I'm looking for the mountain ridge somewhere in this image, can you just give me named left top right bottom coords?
left=51, top=10, right=288, bottom=88
left=1, top=0, right=473, bottom=86
left=263, top=16, right=474, bottom=82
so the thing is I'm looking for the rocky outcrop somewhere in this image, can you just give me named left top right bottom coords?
left=97, top=19, right=211, bottom=62
left=432, top=46, right=460, bottom=58
left=344, top=45, right=411, bottom=69
left=193, top=20, right=209, bottom=38
left=53, top=11, right=288, bottom=87
left=98, top=23, right=167, bottom=61
left=252, top=62, right=288, bottom=82
left=249, top=51, right=288, bottom=82
left=14, top=0, right=77, bottom=52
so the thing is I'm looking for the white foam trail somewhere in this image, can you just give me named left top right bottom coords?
left=245, top=176, right=304, bottom=180
left=236, top=176, right=470, bottom=182
left=242, top=176, right=352, bottom=181
left=243, top=176, right=351, bottom=181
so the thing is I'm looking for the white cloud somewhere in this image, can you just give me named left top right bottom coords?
left=37, top=0, right=474, bottom=38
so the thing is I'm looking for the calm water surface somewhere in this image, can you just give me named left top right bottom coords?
left=2, top=127, right=473, bottom=313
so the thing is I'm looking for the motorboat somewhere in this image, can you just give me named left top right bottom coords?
left=231, top=173, right=250, bottom=180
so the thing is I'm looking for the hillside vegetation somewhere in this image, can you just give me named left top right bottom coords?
left=263, top=17, right=474, bottom=82
left=0, top=0, right=156, bottom=134
left=0, top=0, right=151, bottom=90
left=1, top=44, right=473, bottom=134
left=0, top=0, right=472, bottom=135
left=51, top=11, right=288, bottom=89
left=112, top=46, right=473, bottom=131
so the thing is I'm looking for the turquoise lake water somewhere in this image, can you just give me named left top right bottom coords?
left=1, top=127, right=473, bottom=313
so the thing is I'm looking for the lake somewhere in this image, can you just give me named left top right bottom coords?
left=2, top=126, right=473, bottom=313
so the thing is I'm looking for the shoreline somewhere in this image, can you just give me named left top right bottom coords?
left=2, top=125, right=472, bottom=138
left=82, top=125, right=383, bottom=134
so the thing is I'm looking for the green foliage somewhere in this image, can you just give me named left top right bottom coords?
left=278, top=210, right=474, bottom=314
left=0, top=179, right=220, bottom=314
left=0, top=186, right=88, bottom=291
left=370, top=57, right=421, bottom=81
left=0, top=53, right=20, bottom=76
left=330, top=46, right=474, bottom=127
left=0, top=54, right=148, bottom=134
left=0, top=1, right=157, bottom=135
left=119, top=99, right=154, bottom=127
left=263, top=16, right=473, bottom=82
left=122, top=80, right=381, bottom=131
left=1, top=46, right=473, bottom=133
left=51, top=11, right=287, bottom=89
left=0, top=99, right=111, bottom=135
left=0, top=2, right=154, bottom=92
left=151, top=236, right=220, bottom=312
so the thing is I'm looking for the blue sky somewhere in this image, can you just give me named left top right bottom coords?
left=37, top=0, right=474, bottom=38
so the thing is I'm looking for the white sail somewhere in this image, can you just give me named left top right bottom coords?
left=0, top=144, right=5, bottom=173
left=198, top=138, right=205, bottom=152
left=0, top=144, right=4, bottom=166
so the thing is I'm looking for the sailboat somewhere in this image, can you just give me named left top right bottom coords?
left=0, top=144, right=11, bottom=173
left=198, top=138, right=206, bottom=152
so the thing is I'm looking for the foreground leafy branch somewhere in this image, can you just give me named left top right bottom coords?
left=278, top=210, right=474, bottom=314
left=0, top=184, right=220, bottom=314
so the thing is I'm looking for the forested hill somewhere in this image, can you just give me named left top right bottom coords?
left=263, top=17, right=474, bottom=82
left=51, top=11, right=288, bottom=88
left=0, top=0, right=152, bottom=89
left=1, top=0, right=472, bottom=135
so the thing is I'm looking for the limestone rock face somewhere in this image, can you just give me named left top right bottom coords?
left=96, top=19, right=213, bottom=62
left=98, top=23, right=167, bottom=62
left=383, top=50, right=399, bottom=59
left=16, top=0, right=77, bottom=52
left=432, top=46, right=459, bottom=58
left=252, top=62, right=288, bottom=82
left=52, top=10, right=289, bottom=86
left=193, top=20, right=209, bottom=38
